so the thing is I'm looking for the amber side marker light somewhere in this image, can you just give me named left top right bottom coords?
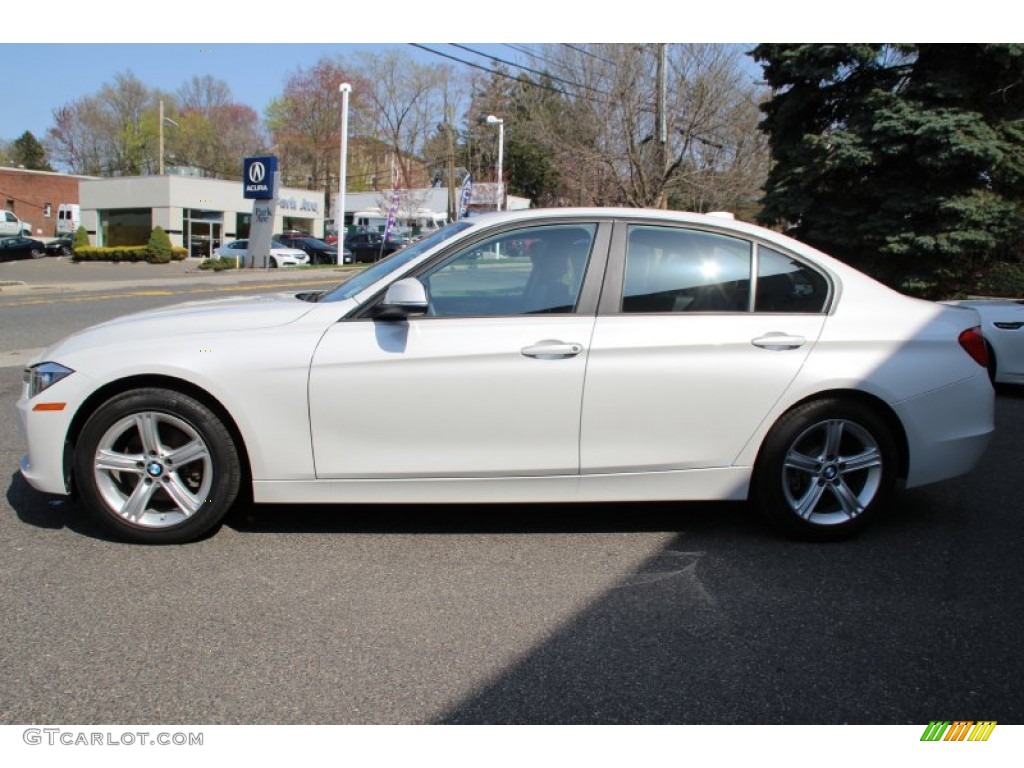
left=32, top=403, right=67, bottom=412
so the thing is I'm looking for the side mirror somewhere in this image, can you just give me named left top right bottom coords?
left=376, top=277, right=429, bottom=320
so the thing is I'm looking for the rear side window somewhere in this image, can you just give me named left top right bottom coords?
left=754, top=247, right=829, bottom=313
left=622, top=226, right=752, bottom=313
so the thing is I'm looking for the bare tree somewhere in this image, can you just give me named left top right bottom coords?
left=167, top=76, right=267, bottom=179
left=265, top=57, right=372, bottom=206
left=354, top=49, right=454, bottom=189
left=476, top=44, right=768, bottom=213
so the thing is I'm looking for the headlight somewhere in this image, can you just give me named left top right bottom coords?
left=24, top=362, right=75, bottom=398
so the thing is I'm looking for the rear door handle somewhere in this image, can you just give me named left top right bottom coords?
left=521, top=340, right=584, bottom=359
left=752, top=333, right=806, bottom=351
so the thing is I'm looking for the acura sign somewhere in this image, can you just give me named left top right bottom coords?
left=243, top=156, right=277, bottom=200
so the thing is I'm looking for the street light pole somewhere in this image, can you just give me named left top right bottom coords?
left=159, top=99, right=165, bottom=176
left=158, top=100, right=178, bottom=176
left=337, top=83, right=352, bottom=266
left=486, top=115, right=504, bottom=211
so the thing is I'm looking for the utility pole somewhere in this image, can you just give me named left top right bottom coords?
left=446, top=97, right=456, bottom=223
left=655, top=43, right=668, bottom=209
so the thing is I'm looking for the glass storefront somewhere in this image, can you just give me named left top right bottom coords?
left=184, top=208, right=223, bottom=259
left=100, top=208, right=152, bottom=247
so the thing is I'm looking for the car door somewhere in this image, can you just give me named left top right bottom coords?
left=580, top=223, right=830, bottom=474
left=308, top=221, right=610, bottom=479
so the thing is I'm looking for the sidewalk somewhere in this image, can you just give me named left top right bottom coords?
left=0, top=256, right=358, bottom=294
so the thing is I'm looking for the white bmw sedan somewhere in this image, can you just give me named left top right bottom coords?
left=17, top=209, right=994, bottom=544
left=943, top=298, right=1024, bottom=385
left=215, top=239, right=309, bottom=268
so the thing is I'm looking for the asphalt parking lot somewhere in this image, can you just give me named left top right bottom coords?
left=1, top=256, right=1022, bottom=727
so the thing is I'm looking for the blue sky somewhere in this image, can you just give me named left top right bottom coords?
left=0, top=43, right=469, bottom=142
left=0, top=2, right=985, bottom=147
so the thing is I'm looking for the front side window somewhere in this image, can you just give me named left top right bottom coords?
left=321, top=221, right=473, bottom=303
left=622, top=226, right=752, bottom=313
left=418, top=223, right=596, bottom=317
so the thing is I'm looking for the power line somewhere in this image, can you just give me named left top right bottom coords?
left=563, top=43, right=616, bottom=65
left=501, top=44, right=564, bottom=70
left=448, top=43, right=611, bottom=99
left=409, top=44, right=610, bottom=106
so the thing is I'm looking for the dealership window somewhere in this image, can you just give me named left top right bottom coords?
left=235, top=213, right=251, bottom=240
left=100, top=208, right=152, bottom=247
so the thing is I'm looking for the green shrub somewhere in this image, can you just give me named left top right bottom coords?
left=73, top=246, right=149, bottom=263
left=72, top=225, right=90, bottom=250
left=145, top=226, right=174, bottom=264
left=198, top=257, right=239, bottom=271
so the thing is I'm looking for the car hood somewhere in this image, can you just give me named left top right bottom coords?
left=38, top=292, right=318, bottom=362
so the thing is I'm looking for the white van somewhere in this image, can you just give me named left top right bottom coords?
left=55, top=203, right=80, bottom=236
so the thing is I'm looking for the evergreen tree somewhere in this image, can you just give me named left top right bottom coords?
left=72, top=226, right=90, bottom=250
left=11, top=131, right=53, bottom=171
left=754, top=44, right=1024, bottom=296
left=145, top=226, right=173, bottom=264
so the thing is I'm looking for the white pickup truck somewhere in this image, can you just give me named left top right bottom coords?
left=0, top=211, right=32, bottom=237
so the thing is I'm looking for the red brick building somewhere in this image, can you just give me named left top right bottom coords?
left=0, top=167, right=97, bottom=238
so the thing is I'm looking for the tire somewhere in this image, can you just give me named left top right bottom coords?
left=269, top=256, right=279, bottom=268
left=752, top=398, right=897, bottom=541
left=31, top=248, right=44, bottom=259
left=60, top=245, right=71, bottom=256
left=986, top=342, right=997, bottom=383
left=74, top=388, right=241, bottom=544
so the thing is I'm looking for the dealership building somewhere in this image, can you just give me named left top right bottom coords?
left=79, top=175, right=325, bottom=258
left=3, top=165, right=530, bottom=257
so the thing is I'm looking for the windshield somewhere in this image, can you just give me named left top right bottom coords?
left=300, top=237, right=331, bottom=248
left=318, top=221, right=474, bottom=303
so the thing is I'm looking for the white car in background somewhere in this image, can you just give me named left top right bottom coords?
left=215, top=239, right=309, bottom=268
left=17, top=208, right=994, bottom=544
left=943, top=298, right=1024, bottom=384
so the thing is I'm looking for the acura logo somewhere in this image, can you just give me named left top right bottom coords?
left=248, top=162, right=266, bottom=184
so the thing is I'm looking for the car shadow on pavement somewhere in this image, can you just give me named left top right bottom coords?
left=221, top=499, right=765, bottom=538
left=430, top=485, right=1024, bottom=724
left=6, top=471, right=115, bottom=540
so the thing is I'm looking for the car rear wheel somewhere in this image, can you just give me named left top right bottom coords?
left=752, top=398, right=897, bottom=541
left=74, top=388, right=241, bottom=544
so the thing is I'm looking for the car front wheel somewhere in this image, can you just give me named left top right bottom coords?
left=74, top=388, right=241, bottom=544
left=31, top=247, right=45, bottom=259
left=752, top=398, right=897, bottom=541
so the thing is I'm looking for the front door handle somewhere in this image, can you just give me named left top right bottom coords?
left=752, top=333, right=806, bottom=351
left=521, top=340, right=584, bottom=359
